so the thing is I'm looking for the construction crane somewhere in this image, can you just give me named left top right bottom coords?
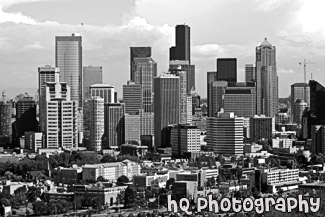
left=299, top=59, right=316, bottom=83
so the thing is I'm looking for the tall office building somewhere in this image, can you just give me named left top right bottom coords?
left=170, top=60, right=195, bottom=91
left=90, top=84, right=115, bottom=104
left=293, top=99, right=307, bottom=126
left=245, top=64, right=255, bottom=82
left=154, top=74, right=180, bottom=148
left=16, top=96, right=38, bottom=137
left=125, top=113, right=141, bottom=142
left=191, top=89, right=200, bottom=114
left=83, top=66, right=103, bottom=100
left=206, top=112, right=244, bottom=155
left=209, top=81, right=228, bottom=117
left=0, top=97, right=12, bottom=138
left=133, top=57, right=157, bottom=112
left=103, top=103, right=125, bottom=149
left=88, top=97, right=104, bottom=152
left=55, top=33, right=83, bottom=106
left=140, top=110, right=154, bottom=136
left=249, top=115, right=274, bottom=143
left=169, top=24, right=194, bottom=91
left=123, top=81, right=142, bottom=114
left=223, top=82, right=256, bottom=117
left=256, top=38, right=278, bottom=117
left=171, top=124, right=200, bottom=157
left=207, top=71, right=217, bottom=117
left=311, top=125, right=325, bottom=155
left=216, top=58, right=237, bottom=82
left=43, top=82, right=78, bottom=149
left=291, top=83, right=310, bottom=121
left=302, top=80, right=325, bottom=139
left=170, top=25, right=191, bottom=63
left=130, top=47, right=151, bottom=82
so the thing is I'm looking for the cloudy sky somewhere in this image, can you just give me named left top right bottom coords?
left=1, top=0, right=325, bottom=99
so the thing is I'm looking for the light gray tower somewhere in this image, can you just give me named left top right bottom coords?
left=55, top=33, right=83, bottom=107
left=256, top=38, right=278, bottom=117
left=83, top=66, right=103, bottom=100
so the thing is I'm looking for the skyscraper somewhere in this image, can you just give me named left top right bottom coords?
left=223, top=82, right=256, bottom=117
left=89, top=84, right=115, bottom=104
left=171, top=124, right=200, bottom=157
left=216, top=58, right=237, bottom=82
left=245, top=64, right=255, bottom=82
left=133, top=57, right=157, bottom=112
left=206, top=112, right=244, bottom=155
left=55, top=33, right=83, bottom=107
left=256, top=38, right=278, bottom=117
left=0, top=97, right=12, bottom=138
left=123, top=81, right=142, bottom=114
left=291, top=83, right=310, bottom=121
left=293, top=99, right=307, bottom=126
left=169, top=61, right=195, bottom=92
left=16, top=96, right=38, bottom=137
left=249, top=115, right=274, bottom=143
left=42, top=82, right=78, bottom=149
left=209, top=81, right=228, bottom=117
left=311, top=125, right=325, bottom=155
left=104, top=103, right=125, bottom=148
left=302, top=80, right=325, bottom=139
left=83, top=66, right=103, bottom=100
left=88, top=97, right=104, bottom=152
left=130, top=47, right=151, bottom=82
left=169, top=24, right=194, bottom=91
left=154, top=74, right=180, bottom=148
left=207, top=71, right=217, bottom=117
left=170, top=25, right=191, bottom=63
left=38, top=65, right=59, bottom=98
left=125, top=113, right=141, bottom=142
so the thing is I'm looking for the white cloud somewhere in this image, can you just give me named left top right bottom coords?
left=254, top=0, right=292, bottom=12
left=278, top=68, right=295, bottom=74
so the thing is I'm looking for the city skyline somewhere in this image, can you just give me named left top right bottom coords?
left=1, top=0, right=325, bottom=99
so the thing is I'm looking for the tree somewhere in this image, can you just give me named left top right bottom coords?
left=101, top=154, right=117, bottom=163
left=97, top=176, right=107, bottom=182
left=117, top=175, right=130, bottom=185
left=27, top=186, right=41, bottom=202
left=124, top=186, right=135, bottom=207
left=32, top=201, right=49, bottom=216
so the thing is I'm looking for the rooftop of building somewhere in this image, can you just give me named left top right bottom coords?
left=260, top=38, right=273, bottom=48
left=90, top=83, right=114, bottom=88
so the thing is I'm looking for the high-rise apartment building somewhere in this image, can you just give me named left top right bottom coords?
left=130, top=47, right=151, bottom=82
left=123, top=81, right=142, bottom=114
left=16, top=96, right=38, bottom=137
left=216, top=58, right=237, bottom=82
left=249, top=115, right=274, bottom=143
left=55, top=33, right=83, bottom=107
left=88, top=97, right=104, bottom=152
left=43, top=82, right=78, bottom=149
left=256, top=38, right=278, bottom=117
left=132, top=57, right=157, bottom=112
left=223, top=82, right=256, bottom=117
left=206, top=112, right=244, bottom=155
left=83, top=66, right=103, bottom=100
left=104, top=103, right=125, bottom=149
left=38, top=65, right=60, bottom=97
left=245, top=64, right=255, bottom=82
left=0, top=99, right=12, bottom=138
left=171, top=124, right=201, bottom=157
left=154, top=74, right=180, bottom=148
left=90, top=84, right=115, bottom=104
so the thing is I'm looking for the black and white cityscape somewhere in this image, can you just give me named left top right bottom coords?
left=0, top=1, right=325, bottom=217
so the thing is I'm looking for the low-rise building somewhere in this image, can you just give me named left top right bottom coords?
left=120, top=144, right=148, bottom=157
left=53, top=165, right=82, bottom=184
